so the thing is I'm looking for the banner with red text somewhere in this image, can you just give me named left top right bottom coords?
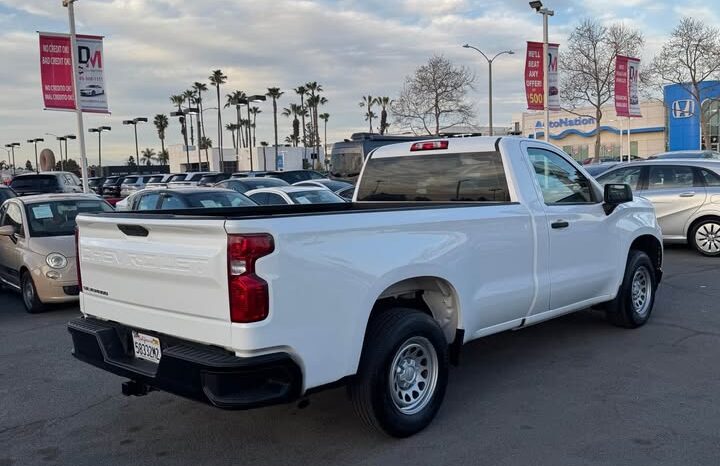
left=614, top=55, right=641, bottom=117
left=39, top=32, right=109, bottom=113
left=525, top=41, right=559, bottom=112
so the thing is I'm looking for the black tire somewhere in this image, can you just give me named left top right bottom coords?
left=606, top=250, right=657, bottom=328
left=21, top=271, right=46, bottom=314
left=690, top=218, right=720, bottom=257
left=349, top=307, right=449, bottom=438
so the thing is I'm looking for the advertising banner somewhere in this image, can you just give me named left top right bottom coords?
left=525, top=42, right=560, bottom=111
left=615, top=55, right=641, bottom=118
left=39, top=32, right=109, bottom=113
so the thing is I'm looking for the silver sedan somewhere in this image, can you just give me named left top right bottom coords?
left=597, top=159, right=720, bottom=256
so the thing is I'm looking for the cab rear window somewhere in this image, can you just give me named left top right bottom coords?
left=356, top=152, right=510, bottom=202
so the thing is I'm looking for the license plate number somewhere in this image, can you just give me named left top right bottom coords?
left=132, top=331, right=161, bottom=364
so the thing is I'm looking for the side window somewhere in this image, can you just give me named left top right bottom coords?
left=356, top=152, right=511, bottom=202
left=137, top=193, right=160, bottom=211
left=597, top=167, right=643, bottom=190
left=527, top=148, right=595, bottom=204
left=700, top=169, right=720, bottom=187
left=2, top=203, right=25, bottom=236
left=248, top=193, right=269, bottom=205
left=265, top=193, right=288, bottom=205
left=159, top=194, right=186, bottom=210
left=647, top=166, right=695, bottom=190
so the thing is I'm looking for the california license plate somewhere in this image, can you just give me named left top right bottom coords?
left=132, top=331, right=162, bottom=364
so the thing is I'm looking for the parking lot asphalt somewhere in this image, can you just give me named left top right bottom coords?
left=1, top=246, right=719, bottom=466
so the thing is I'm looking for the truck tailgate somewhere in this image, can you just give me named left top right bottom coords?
left=77, top=215, right=232, bottom=348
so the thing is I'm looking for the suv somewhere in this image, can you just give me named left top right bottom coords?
left=197, top=173, right=231, bottom=187
left=10, top=173, right=82, bottom=196
left=267, top=170, right=325, bottom=184
left=120, top=175, right=154, bottom=197
left=101, top=176, right=125, bottom=197
left=145, top=174, right=179, bottom=189
left=167, top=172, right=218, bottom=188
left=87, top=177, right=106, bottom=195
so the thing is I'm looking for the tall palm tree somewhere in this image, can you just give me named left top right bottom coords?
left=281, top=104, right=301, bottom=147
left=266, top=87, right=284, bottom=170
left=260, top=141, right=269, bottom=170
left=193, top=82, right=210, bottom=159
left=183, top=89, right=196, bottom=145
left=225, top=90, right=246, bottom=151
left=226, top=123, right=238, bottom=150
left=170, top=94, right=188, bottom=149
left=377, top=96, right=392, bottom=135
left=294, top=86, right=307, bottom=147
left=153, top=114, right=169, bottom=155
left=359, top=95, right=376, bottom=133
left=250, top=106, right=262, bottom=147
left=209, top=69, right=228, bottom=166
left=305, top=82, right=323, bottom=160
left=141, top=148, right=156, bottom=166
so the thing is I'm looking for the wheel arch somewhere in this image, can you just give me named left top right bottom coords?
left=366, top=276, right=462, bottom=345
left=629, top=234, right=663, bottom=281
left=686, top=214, right=720, bottom=244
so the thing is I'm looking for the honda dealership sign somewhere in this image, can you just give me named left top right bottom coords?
left=524, top=41, right=560, bottom=112
left=39, top=32, right=109, bottom=113
left=614, top=55, right=641, bottom=118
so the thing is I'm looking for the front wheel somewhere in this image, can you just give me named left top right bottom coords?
left=21, top=271, right=46, bottom=314
left=349, top=308, right=449, bottom=437
left=691, top=219, right=720, bottom=257
left=606, top=250, right=657, bottom=328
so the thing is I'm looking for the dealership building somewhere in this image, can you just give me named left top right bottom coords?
left=512, top=81, right=720, bottom=161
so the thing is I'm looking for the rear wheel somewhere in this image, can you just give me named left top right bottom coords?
left=349, top=308, right=449, bottom=437
left=606, top=250, right=657, bottom=328
left=691, top=219, right=720, bottom=257
left=21, top=271, right=45, bottom=314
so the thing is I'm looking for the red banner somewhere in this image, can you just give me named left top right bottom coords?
left=525, top=41, right=560, bottom=111
left=39, top=33, right=75, bottom=111
left=525, top=41, right=544, bottom=110
left=39, top=32, right=109, bottom=113
left=615, top=55, right=641, bottom=118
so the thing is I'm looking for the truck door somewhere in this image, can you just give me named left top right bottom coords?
left=523, top=145, right=616, bottom=312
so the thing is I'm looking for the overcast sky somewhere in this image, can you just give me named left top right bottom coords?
left=0, top=0, right=717, bottom=165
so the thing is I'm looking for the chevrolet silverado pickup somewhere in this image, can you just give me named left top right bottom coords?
left=68, top=137, right=663, bottom=437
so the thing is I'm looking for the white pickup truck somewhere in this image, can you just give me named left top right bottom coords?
left=69, top=137, right=663, bottom=437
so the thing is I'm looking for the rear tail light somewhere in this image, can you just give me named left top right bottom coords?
left=410, top=140, right=449, bottom=152
left=75, top=227, right=82, bottom=292
left=227, top=234, right=274, bottom=323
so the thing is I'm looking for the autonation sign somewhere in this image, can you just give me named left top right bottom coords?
left=536, top=117, right=597, bottom=129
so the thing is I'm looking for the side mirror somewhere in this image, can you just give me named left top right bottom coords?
left=0, top=225, right=16, bottom=237
left=603, top=183, right=633, bottom=214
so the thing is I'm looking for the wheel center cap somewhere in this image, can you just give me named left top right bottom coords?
left=398, top=359, right=418, bottom=386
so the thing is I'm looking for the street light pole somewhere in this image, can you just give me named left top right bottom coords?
left=26, top=138, right=44, bottom=173
left=63, top=135, right=76, bottom=171
left=4, top=143, right=20, bottom=175
left=88, top=126, right=110, bottom=172
left=46, top=133, right=64, bottom=170
left=462, top=45, right=514, bottom=136
left=170, top=111, right=191, bottom=169
left=530, top=1, right=554, bottom=142
left=123, top=117, right=147, bottom=174
left=63, top=0, right=90, bottom=193
left=183, top=108, right=202, bottom=170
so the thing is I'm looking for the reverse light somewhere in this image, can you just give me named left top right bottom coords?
left=410, top=140, right=449, bottom=152
left=228, top=234, right=274, bottom=323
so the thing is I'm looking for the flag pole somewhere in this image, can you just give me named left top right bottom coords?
left=63, top=0, right=90, bottom=193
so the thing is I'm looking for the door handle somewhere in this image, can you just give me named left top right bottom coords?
left=679, top=192, right=695, bottom=197
left=551, top=220, right=569, bottom=229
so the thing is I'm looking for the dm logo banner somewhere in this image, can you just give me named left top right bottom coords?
left=39, top=32, right=109, bottom=114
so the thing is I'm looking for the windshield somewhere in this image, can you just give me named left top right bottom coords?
left=88, top=178, right=104, bottom=187
left=103, top=177, right=121, bottom=186
left=187, top=173, right=210, bottom=181
left=168, top=174, right=187, bottom=182
left=26, top=200, right=114, bottom=237
left=123, top=176, right=139, bottom=184
left=183, top=192, right=256, bottom=208
left=199, top=175, right=220, bottom=184
left=147, top=176, right=164, bottom=183
left=11, top=175, right=58, bottom=189
left=243, top=178, right=289, bottom=189
left=330, top=147, right=364, bottom=178
left=288, top=190, right=345, bottom=204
